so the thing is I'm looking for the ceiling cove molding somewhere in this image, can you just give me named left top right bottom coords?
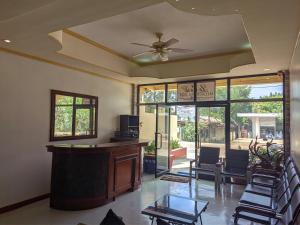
left=56, top=50, right=132, bottom=78
left=53, top=29, right=255, bottom=79
left=130, top=50, right=255, bottom=79
left=0, top=47, right=132, bottom=85
left=56, top=30, right=138, bottom=77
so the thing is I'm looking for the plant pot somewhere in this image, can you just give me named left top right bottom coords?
left=171, top=147, right=187, bottom=159
left=143, top=154, right=156, bottom=174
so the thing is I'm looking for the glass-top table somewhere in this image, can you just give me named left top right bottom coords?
left=141, top=194, right=209, bottom=225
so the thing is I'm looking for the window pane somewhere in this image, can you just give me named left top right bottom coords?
left=230, top=75, right=283, bottom=100
left=167, top=83, right=194, bottom=102
left=55, top=95, right=73, bottom=105
left=54, top=106, right=73, bottom=137
left=139, top=85, right=165, bottom=103
left=215, top=79, right=227, bottom=101
left=230, top=101, right=283, bottom=150
left=75, top=108, right=91, bottom=136
left=76, top=97, right=90, bottom=105
left=196, top=81, right=215, bottom=101
left=167, top=83, right=177, bottom=102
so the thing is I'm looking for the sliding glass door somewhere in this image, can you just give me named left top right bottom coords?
left=155, top=105, right=170, bottom=177
left=196, top=105, right=227, bottom=158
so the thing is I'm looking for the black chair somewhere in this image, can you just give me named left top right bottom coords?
left=245, top=161, right=295, bottom=197
left=100, top=209, right=125, bottom=225
left=189, top=147, right=220, bottom=185
left=221, top=149, right=249, bottom=184
left=233, top=187, right=300, bottom=225
left=156, top=218, right=170, bottom=225
left=239, top=171, right=299, bottom=211
left=250, top=157, right=293, bottom=189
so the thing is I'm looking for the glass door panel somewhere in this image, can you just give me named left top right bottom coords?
left=196, top=106, right=226, bottom=158
left=169, top=106, right=196, bottom=175
left=155, top=105, right=170, bottom=177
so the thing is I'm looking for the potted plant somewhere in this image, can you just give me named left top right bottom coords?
left=249, top=137, right=284, bottom=173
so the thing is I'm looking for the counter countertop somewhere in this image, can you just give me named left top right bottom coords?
left=47, top=139, right=149, bottom=153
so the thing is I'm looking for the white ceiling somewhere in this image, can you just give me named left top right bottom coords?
left=70, top=2, right=250, bottom=62
left=0, top=0, right=300, bottom=84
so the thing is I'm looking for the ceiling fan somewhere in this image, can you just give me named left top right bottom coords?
left=131, top=32, right=192, bottom=62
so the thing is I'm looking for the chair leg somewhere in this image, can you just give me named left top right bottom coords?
left=233, top=214, right=239, bottom=224
left=199, top=214, right=203, bottom=225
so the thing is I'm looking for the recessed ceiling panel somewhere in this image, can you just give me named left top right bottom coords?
left=70, top=2, right=250, bottom=63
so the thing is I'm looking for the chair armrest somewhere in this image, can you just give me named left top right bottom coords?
left=190, top=159, right=197, bottom=167
left=235, top=204, right=278, bottom=218
left=252, top=173, right=277, bottom=180
left=253, top=168, right=280, bottom=176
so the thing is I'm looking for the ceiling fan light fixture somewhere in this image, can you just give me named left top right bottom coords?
left=131, top=32, right=190, bottom=63
left=160, top=53, right=169, bottom=61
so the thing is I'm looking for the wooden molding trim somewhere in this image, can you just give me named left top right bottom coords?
left=63, top=29, right=136, bottom=64
left=0, top=47, right=132, bottom=85
left=0, top=193, right=50, bottom=214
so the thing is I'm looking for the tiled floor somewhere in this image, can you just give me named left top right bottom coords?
left=0, top=176, right=255, bottom=225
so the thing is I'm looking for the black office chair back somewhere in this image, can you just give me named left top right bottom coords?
left=277, top=189, right=291, bottom=214
left=276, top=178, right=289, bottom=198
left=277, top=159, right=294, bottom=180
left=285, top=157, right=292, bottom=167
left=198, top=147, right=220, bottom=166
left=291, top=188, right=300, bottom=223
left=276, top=205, right=293, bottom=225
left=286, top=167, right=298, bottom=183
left=276, top=187, right=300, bottom=224
left=277, top=174, right=300, bottom=210
left=289, top=174, right=300, bottom=196
left=225, top=149, right=249, bottom=174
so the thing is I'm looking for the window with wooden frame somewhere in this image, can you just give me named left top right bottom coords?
left=50, top=90, right=98, bottom=141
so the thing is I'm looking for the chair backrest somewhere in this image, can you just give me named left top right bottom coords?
left=278, top=159, right=294, bottom=179
left=277, top=189, right=291, bottom=213
left=291, top=188, right=300, bottom=221
left=285, top=157, right=292, bottom=166
left=277, top=205, right=293, bottom=225
left=276, top=187, right=300, bottom=224
left=289, top=174, right=300, bottom=196
left=225, top=149, right=249, bottom=174
left=286, top=167, right=297, bottom=183
left=277, top=173, right=299, bottom=207
left=198, top=147, right=220, bottom=165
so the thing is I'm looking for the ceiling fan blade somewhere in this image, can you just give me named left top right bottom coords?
left=164, top=38, right=179, bottom=47
left=133, top=50, right=155, bottom=58
left=167, top=48, right=193, bottom=53
left=130, top=42, right=153, bottom=48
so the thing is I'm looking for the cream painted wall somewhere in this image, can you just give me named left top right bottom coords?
left=139, top=107, right=178, bottom=142
left=290, top=33, right=300, bottom=167
left=0, top=51, right=132, bottom=208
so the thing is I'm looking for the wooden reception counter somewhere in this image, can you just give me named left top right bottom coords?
left=47, top=140, right=148, bottom=210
